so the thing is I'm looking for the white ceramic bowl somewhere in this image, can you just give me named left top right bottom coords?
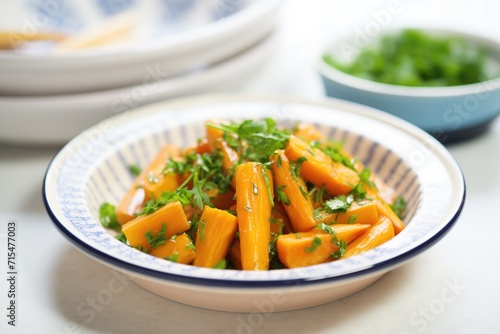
left=0, top=0, right=281, bottom=95
left=43, top=94, right=465, bottom=312
left=0, top=31, right=277, bottom=145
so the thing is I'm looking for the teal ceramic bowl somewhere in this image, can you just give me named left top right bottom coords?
left=319, top=29, right=500, bottom=142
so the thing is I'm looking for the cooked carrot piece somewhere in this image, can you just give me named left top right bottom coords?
left=213, top=138, right=240, bottom=189
left=115, top=185, right=146, bottom=226
left=270, top=150, right=317, bottom=232
left=235, top=162, right=273, bottom=270
left=206, top=187, right=236, bottom=210
left=142, top=145, right=183, bottom=201
left=316, top=200, right=379, bottom=225
left=205, top=120, right=225, bottom=150
left=193, top=206, right=238, bottom=268
left=227, top=239, right=242, bottom=270
left=350, top=154, right=405, bottom=234
left=285, top=135, right=359, bottom=196
left=277, top=224, right=370, bottom=268
left=122, top=201, right=190, bottom=251
left=364, top=185, right=405, bottom=234
left=149, top=233, right=196, bottom=264
left=343, top=216, right=395, bottom=258
left=270, top=215, right=285, bottom=237
left=184, top=137, right=211, bottom=155
left=293, top=123, right=325, bottom=142
left=272, top=201, right=294, bottom=234
left=116, top=144, right=182, bottom=225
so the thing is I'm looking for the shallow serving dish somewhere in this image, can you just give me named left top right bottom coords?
left=0, top=0, right=280, bottom=95
left=318, top=28, right=500, bottom=142
left=43, top=94, right=465, bottom=312
left=0, top=31, right=276, bottom=145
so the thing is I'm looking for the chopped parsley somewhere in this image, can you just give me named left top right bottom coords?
left=209, top=118, right=290, bottom=163
left=290, top=156, right=307, bottom=181
left=213, top=259, right=227, bottom=269
left=165, top=253, right=179, bottom=263
left=145, top=223, right=167, bottom=248
left=390, top=196, right=407, bottom=219
left=324, top=195, right=354, bottom=214
left=115, top=231, right=127, bottom=244
left=128, top=164, right=141, bottom=177
left=99, top=203, right=121, bottom=232
left=199, top=220, right=206, bottom=242
left=261, top=165, right=274, bottom=208
left=276, top=185, right=290, bottom=205
left=305, top=237, right=322, bottom=253
left=317, top=223, right=347, bottom=259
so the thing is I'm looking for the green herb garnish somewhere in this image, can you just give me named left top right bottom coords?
left=305, top=237, right=322, bottom=253
left=128, top=164, right=141, bottom=177
left=99, top=202, right=121, bottom=232
left=145, top=223, right=167, bottom=248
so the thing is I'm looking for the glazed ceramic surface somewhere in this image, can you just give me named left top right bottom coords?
left=43, top=94, right=465, bottom=312
left=319, top=29, right=500, bottom=141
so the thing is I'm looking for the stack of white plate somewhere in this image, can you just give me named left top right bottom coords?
left=0, top=0, right=281, bottom=144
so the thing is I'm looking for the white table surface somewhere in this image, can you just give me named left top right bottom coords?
left=1, top=1, right=499, bottom=333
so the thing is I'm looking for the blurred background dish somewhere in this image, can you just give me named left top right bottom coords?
left=0, top=31, right=277, bottom=145
left=0, top=0, right=281, bottom=95
left=318, top=28, right=500, bottom=142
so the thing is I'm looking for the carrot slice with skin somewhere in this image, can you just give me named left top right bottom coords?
left=227, top=239, right=242, bottom=270
left=116, top=144, right=182, bottom=225
left=272, top=201, right=294, bottom=234
left=193, top=206, right=238, bottom=268
left=206, top=187, right=236, bottom=210
left=235, top=162, right=273, bottom=270
left=277, top=224, right=370, bottom=268
left=149, top=233, right=196, bottom=264
left=142, top=145, right=182, bottom=201
left=343, top=216, right=395, bottom=258
left=213, top=138, right=240, bottom=189
left=293, top=123, right=326, bottom=142
left=122, top=201, right=190, bottom=251
left=270, top=149, right=317, bottom=232
left=285, top=135, right=359, bottom=197
left=315, top=200, right=379, bottom=225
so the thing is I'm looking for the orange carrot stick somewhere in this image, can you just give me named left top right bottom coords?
left=116, top=144, right=182, bottom=225
left=122, top=201, right=190, bottom=251
left=149, top=233, right=196, bottom=264
left=315, top=200, right=379, bottom=225
left=270, top=150, right=317, bottom=232
left=285, top=135, right=359, bottom=196
left=343, top=216, right=395, bottom=258
left=293, top=123, right=325, bottom=142
left=277, top=224, right=370, bottom=268
left=235, top=162, right=273, bottom=270
left=227, top=239, right=242, bottom=270
left=193, top=206, right=238, bottom=268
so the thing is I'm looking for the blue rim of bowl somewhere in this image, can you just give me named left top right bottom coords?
left=42, top=94, right=466, bottom=288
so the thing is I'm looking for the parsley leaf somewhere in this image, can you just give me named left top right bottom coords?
left=390, top=196, right=407, bottom=219
left=165, top=253, right=179, bottom=263
left=305, top=237, right=322, bottom=253
left=276, top=185, right=290, bottom=205
left=128, top=164, right=141, bottom=177
left=211, top=118, right=291, bottom=163
left=213, top=259, right=227, bottom=269
left=324, top=195, right=354, bottom=214
left=99, top=203, right=121, bottom=232
left=145, top=223, right=167, bottom=248
left=115, top=231, right=127, bottom=244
